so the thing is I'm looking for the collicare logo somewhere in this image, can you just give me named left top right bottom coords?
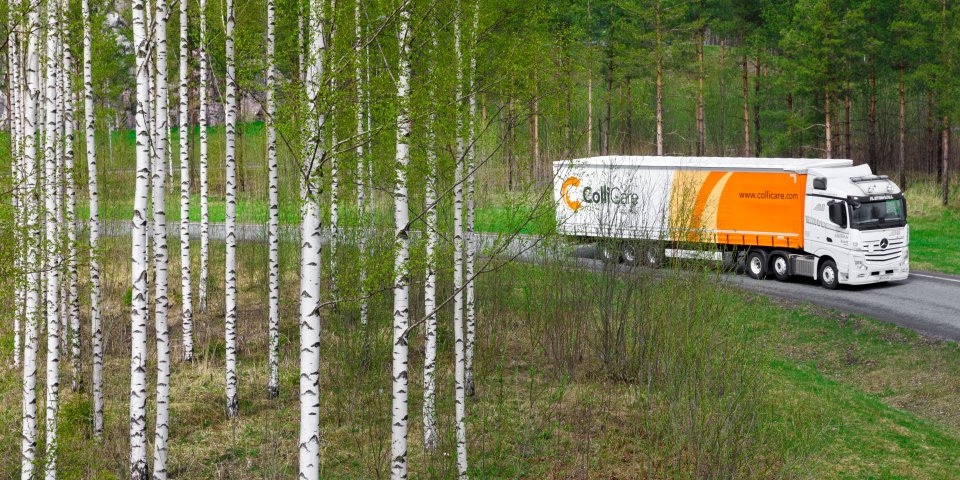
left=561, top=176, right=582, bottom=211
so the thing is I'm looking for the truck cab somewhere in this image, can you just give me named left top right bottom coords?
left=804, top=164, right=909, bottom=288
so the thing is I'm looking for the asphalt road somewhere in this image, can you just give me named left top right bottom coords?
left=103, top=221, right=960, bottom=340
left=567, top=242, right=960, bottom=341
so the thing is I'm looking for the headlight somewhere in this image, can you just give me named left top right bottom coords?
left=854, top=256, right=868, bottom=271
left=901, top=249, right=909, bottom=265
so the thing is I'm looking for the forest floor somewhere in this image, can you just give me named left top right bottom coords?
left=2, top=234, right=960, bottom=478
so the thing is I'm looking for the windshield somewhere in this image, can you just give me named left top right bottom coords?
left=849, top=199, right=906, bottom=230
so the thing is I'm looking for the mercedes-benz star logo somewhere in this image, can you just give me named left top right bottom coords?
left=879, top=238, right=889, bottom=249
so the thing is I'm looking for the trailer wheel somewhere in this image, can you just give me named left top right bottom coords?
left=746, top=251, right=767, bottom=279
left=620, top=242, right=639, bottom=266
left=771, top=254, right=791, bottom=282
left=643, top=245, right=664, bottom=269
left=819, top=259, right=839, bottom=290
left=599, top=242, right=619, bottom=264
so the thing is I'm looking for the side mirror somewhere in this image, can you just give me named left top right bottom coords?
left=813, top=177, right=827, bottom=190
left=828, top=200, right=847, bottom=228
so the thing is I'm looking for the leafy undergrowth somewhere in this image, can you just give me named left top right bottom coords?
left=1, top=238, right=960, bottom=478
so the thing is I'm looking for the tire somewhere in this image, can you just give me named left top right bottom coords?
left=771, top=254, right=791, bottom=282
left=599, top=242, right=619, bottom=264
left=643, top=245, right=664, bottom=269
left=746, top=251, right=767, bottom=280
left=819, top=259, right=839, bottom=290
left=620, top=242, right=639, bottom=266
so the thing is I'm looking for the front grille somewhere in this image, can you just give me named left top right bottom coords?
left=862, top=238, right=905, bottom=265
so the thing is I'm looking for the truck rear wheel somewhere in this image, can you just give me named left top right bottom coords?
left=643, top=245, right=663, bottom=269
left=620, top=242, right=639, bottom=266
left=599, top=242, right=619, bottom=264
left=771, top=254, right=791, bottom=282
left=819, top=259, right=839, bottom=290
left=746, top=251, right=767, bottom=280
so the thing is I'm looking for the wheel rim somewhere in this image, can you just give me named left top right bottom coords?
left=646, top=248, right=659, bottom=266
left=774, top=257, right=788, bottom=276
left=622, top=244, right=637, bottom=263
left=822, top=266, right=835, bottom=284
left=749, top=256, right=762, bottom=275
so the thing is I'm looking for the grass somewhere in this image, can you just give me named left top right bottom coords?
left=902, top=179, right=960, bottom=274
left=2, top=232, right=960, bottom=477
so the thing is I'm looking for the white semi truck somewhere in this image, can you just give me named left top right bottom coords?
left=554, top=156, right=910, bottom=289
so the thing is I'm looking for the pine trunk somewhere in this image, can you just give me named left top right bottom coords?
left=868, top=66, right=877, bottom=165
left=742, top=55, right=750, bottom=156
left=825, top=92, right=833, bottom=159
left=899, top=65, right=906, bottom=189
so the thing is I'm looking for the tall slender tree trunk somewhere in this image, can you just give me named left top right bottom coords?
left=604, top=48, right=613, bottom=154
left=224, top=0, right=239, bottom=419
left=43, top=0, right=62, bottom=475
left=130, top=0, right=152, bottom=474
left=844, top=88, right=852, bottom=160
left=753, top=54, right=761, bottom=156
left=299, top=0, right=325, bottom=476
left=696, top=28, right=705, bottom=156
left=943, top=117, right=950, bottom=206
left=742, top=55, right=750, bottom=156
left=453, top=4, right=469, bottom=476
left=198, top=0, right=210, bottom=313
left=355, top=0, right=369, bottom=328
left=899, top=64, right=906, bottom=189
left=179, top=0, right=193, bottom=363
left=422, top=27, right=439, bottom=451
left=464, top=0, right=480, bottom=399
left=825, top=91, right=833, bottom=159
left=868, top=66, right=877, bottom=165
left=10, top=9, right=23, bottom=373
left=625, top=77, right=633, bottom=153
left=82, top=0, right=104, bottom=437
left=266, top=0, right=279, bottom=399
left=390, top=4, right=413, bottom=478
left=63, top=46, right=81, bottom=394
left=655, top=1, right=663, bottom=156
left=21, top=2, right=42, bottom=475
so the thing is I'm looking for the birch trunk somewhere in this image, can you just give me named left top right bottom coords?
left=82, top=0, right=104, bottom=437
left=43, top=0, right=62, bottom=474
left=63, top=46, right=81, bottom=394
left=130, top=0, right=152, bottom=474
left=422, top=23, right=439, bottom=452
left=453, top=4, right=469, bottom=475
left=299, top=0, right=325, bottom=476
left=198, top=0, right=210, bottom=313
left=224, top=0, right=239, bottom=419
left=266, top=0, right=280, bottom=399
left=391, top=4, right=412, bottom=478
left=21, top=2, right=42, bottom=475
left=465, top=0, right=479, bottom=399
left=10, top=15, right=22, bottom=371
left=152, top=0, right=172, bottom=475
left=355, top=0, right=369, bottom=328
left=179, top=0, right=193, bottom=362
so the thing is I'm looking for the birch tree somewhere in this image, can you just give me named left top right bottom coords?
left=422, top=17, right=439, bottom=452
left=355, top=0, right=368, bottom=328
left=299, top=0, right=326, bottom=475
left=152, top=0, right=172, bottom=474
left=179, top=0, right=193, bottom=363
left=464, top=0, right=479, bottom=399
left=129, top=0, right=152, bottom=473
left=63, top=44, right=81, bottom=394
left=391, top=2, right=412, bottom=477
left=224, top=0, right=239, bottom=419
left=266, top=0, right=280, bottom=399
left=453, top=2, right=469, bottom=475
left=81, top=0, right=104, bottom=437
left=198, top=0, right=210, bottom=313
left=21, top=0, right=42, bottom=475
left=43, top=0, right=62, bottom=474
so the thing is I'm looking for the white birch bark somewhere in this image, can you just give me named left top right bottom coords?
left=266, top=0, right=280, bottom=399
left=453, top=4, right=469, bottom=475
left=82, top=0, right=104, bottom=437
left=21, top=2, right=42, bottom=475
left=130, top=0, right=152, bottom=474
left=422, top=24, right=439, bottom=451
left=299, top=0, right=325, bottom=476
left=391, top=3, right=412, bottom=477
left=224, top=0, right=239, bottom=419
left=43, top=0, right=62, bottom=474
left=153, top=0, right=172, bottom=475
left=179, top=0, right=193, bottom=362
left=355, top=0, right=368, bottom=327
left=11, top=8, right=23, bottom=371
left=198, top=0, right=210, bottom=313
left=464, top=0, right=479, bottom=398
left=63, top=46, right=82, bottom=394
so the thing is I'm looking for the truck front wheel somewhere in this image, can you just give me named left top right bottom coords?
left=819, top=260, right=839, bottom=290
left=746, top=251, right=767, bottom=280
